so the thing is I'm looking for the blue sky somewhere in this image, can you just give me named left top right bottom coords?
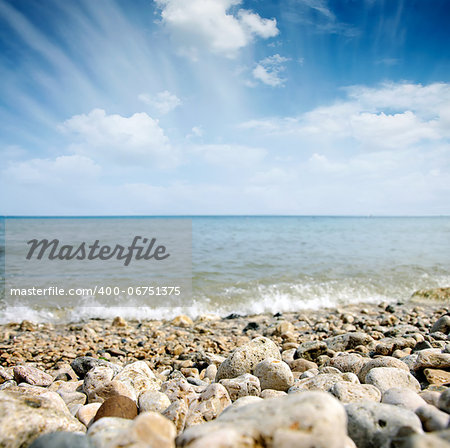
left=0, top=0, right=449, bottom=215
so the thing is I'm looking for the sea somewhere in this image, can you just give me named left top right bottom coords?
left=0, top=216, right=449, bottom=323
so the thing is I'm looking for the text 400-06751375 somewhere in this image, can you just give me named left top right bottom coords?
left=8, top=286, right=182, bottom=297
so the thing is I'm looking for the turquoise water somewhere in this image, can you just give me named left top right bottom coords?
left=1, top=216, right=449, bottom=322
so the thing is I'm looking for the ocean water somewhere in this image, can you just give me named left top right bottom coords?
left=1, top=216, right=449, bottom=323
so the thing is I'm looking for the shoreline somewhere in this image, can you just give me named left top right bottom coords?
left=0, top=299, right=448, bottom=372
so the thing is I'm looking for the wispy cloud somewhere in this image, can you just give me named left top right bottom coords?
left=241, top=82, right=450, bottom=149
left=283, top=0, right=359, bottom=37
left=138, top=91, right=181, bottom=115
left=252, top=54, right=290, bottom=87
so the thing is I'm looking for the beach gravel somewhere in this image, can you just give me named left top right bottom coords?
left=0, top=300, right=450, bottom=447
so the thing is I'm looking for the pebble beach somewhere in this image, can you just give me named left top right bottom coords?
left=0, top=289, right=449, bottom=447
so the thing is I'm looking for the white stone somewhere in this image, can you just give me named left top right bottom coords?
left=253, top=358, right=294, bottom=391
left=219, top=374, right=260, bottom=401
left=177, top=391, right=349, bottom=448
left=382, top=388, right=427, bottom=411
left=330, top=381, right=381, bottom=403
left=346, top=401, right=423, bottom=448
left=216, top=337, right=281, bottom=381
left=0, top=390, right=85, bottom=448
left=365, top=367, right=420, bottom=394
left=114, top=361, right=160, bottom=397
left=138, top=390, right=171, bottom=413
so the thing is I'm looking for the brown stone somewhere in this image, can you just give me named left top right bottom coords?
left=92, top=395, right=138, bottom=423
left=424, top=368, right=450, bottom=386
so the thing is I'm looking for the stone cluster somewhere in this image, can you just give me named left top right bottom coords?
left=0, top=297, right=449, bottom=447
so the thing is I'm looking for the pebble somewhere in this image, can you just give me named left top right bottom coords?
left=162, top=399, right=188, bottom=433
left=289, top=372, right=356, bottom=393
left=415, top=404, right=450, bottom=432
left=346, top=401, right=423, bottom=448
left=29, top=432, right=93, bottom=448
left=177, top=391, right=350, bottom=448
left=364, top=367, right=421, bottom=394
left=295, top=340, right=328, bottom=361
left=382, top=388, right=427, bottom=412
left=203, top=364, right=217, bottom=382
left=77, top=403, right=102, bottom=427
left=438, top=388, right=450, bottom=413
left=328, top=352, right=367, bottom=374
left=392, top=431, right=450, bottom=448
left=107, top=411, right=176, bottom=448
left=71, top=357, right=120, bottom=379
left=92, top=395, right=138, bottom=423
left=171, top=315, right=194, bottom=328
left=325, top=332, right=374, bottom=352
left=358, top=356, right=409, bottom=383
left=95, top=379, right=137, bottom=403
left=219, top=373, right=260, bottom=401
left=186, top=383, right=231, bottom=426
left=330, top=381, right=381, bottom=403
left=58, top=390, right=87, bottom=407
left=112, top=316, right=127, bottom=327
left=418, top=389, right=441, bottom=407
left=13, top=366, right=53, bottom=387
left=83, top=365, right=115, bottom=400
left=223, top=395, right=263, bottom=410
left=87, top=416, right=133, bottom=447
left=215, top=337, right=281, bottom=381
left=259, top=389, right=288, bottom=399
left=0, top=366, right=13, bottom=383
left=139, top=390, right=171, bottom=413
left=0, top=390, right=85, bottom=447
left=289, top=358, right=318, bottom=373
left=431, top=315, right=450, bottom=334
left=160, top=377, right=198, bottom=405
left=253, top=358, right=294, bottom=391
left=414, top=349, right=450, bottom=370
left=114, top=361, right=160, bottom=397
left=424, top=368, right=450, bottom=386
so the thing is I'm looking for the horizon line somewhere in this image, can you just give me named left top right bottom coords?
left=1, top=214, right=450, bottom=219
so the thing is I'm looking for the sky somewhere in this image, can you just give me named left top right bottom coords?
left=0, top=0, right=449, bottom=215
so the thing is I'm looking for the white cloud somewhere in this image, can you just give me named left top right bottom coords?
left=60, top=109, right=178, bottom=168
left=186, top=126, right=204, bottom=139
left=237, top=10, right=279, bottom=38
left=4, top=155, right=100, bottom=184
left=252, top=54, right=290, bottom=87
left=193, top=144, right=267, bottom=167
left=138, top=90, right=181, bottom=114
left=241, top=82, right=450, bottom=150
left=154, top=0, right=278, bottom=59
